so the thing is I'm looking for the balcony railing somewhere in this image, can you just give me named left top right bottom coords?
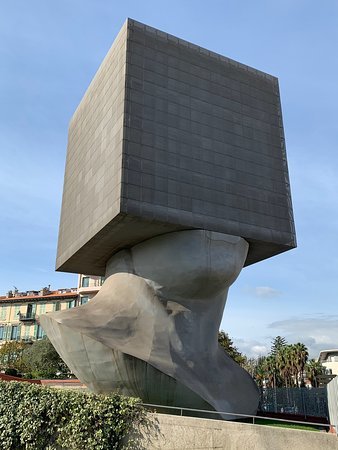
left=18, top=313, right=36, bottom=322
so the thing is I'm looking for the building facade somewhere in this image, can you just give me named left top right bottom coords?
left=0, top=276, right=103, bottom=345
left=319, top=349, right=338, bottom=376
left=77, top=274, right=105, bottom=303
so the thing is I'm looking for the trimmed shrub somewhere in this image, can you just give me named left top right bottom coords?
left=0, top=381, right=146, bottom=450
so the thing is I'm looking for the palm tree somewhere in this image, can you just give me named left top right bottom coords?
left=262, top=355, right=278, bottom=388
left=293, top=343, right=309, bottom=387
left=255, top=366, right=266, bottom=388
left=275, top=345, right=285, bottom=387
left=276, top=344, right=296, bottom=387
left=306, top=359, right=326, bottom=387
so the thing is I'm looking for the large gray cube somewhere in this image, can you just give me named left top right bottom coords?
left=56, top=18, right=296, bottom=275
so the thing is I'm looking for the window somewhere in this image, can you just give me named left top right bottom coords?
left=68, top=300, right=76, bottom=309
left=11, top=325, right=19, bottom=340
left=0, top=327, right=4, bottom=340
left=81, top=277, right=90, bottom=287
left=0, top=307, right=7, bottom=320
left=99, top=276, right=105, bottom=286
left=36, top=325, right=44, bottom=339
left=329, top=356, right=338, bottom=362
left=14, top=305, right=20, bottom=316
left=80, top=296, right=89, bottom=305
left=26, top=304, right=36, bottom=319
left=54, top=302, right=61, bottom=311
left=23, top=325, right=30, bottom=340
left=39, top=303, right=46, bottom=314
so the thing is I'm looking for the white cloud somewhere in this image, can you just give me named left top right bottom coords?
left=268, top=315, right=338, bottom=358
left=228, top=315, right=338, bottom=359
left=244, top=286, right=282, bottom=299
left=234, top=338, right=269, bottom=358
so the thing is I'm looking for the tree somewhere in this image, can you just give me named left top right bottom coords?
left=22, top=337, right=72, bottom=379
left=218, top=331, right=245, bottom=365
left=306, top=359, right=326, bottom=387
left=0, top=341, right=28, bottom=374
left=276, top=344, right=298, bottom=387
left=254, top=356, right=266, bottom=388
left=217, top=333, right=312, bottom=389
left=293, top=342, right=309, bottom=387
left=241, top=357, right=258, bottom=377
left=262, top=355, right=278, bottom=388
left=250, top=355, right=277, bottom=388
left=270, top=336, right=287, bottom=357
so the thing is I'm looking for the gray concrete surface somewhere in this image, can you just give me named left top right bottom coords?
left=42, top=230, right=259, bottom=419
left=328, top=376, right=338, bottom=428
left=132, top=413, right=338, bottom=450
left=56, top=18, right=296, bottom=275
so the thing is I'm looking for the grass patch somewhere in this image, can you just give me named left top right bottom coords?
left=254, top=418, right=323, bottom=432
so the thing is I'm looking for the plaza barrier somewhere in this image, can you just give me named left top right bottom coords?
left=328, top=377, right=338, bottom=434
left=141, top=402, right=331, bottom=430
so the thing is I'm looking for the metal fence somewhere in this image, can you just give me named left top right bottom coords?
left=259, top=387, right=329, bottom=418
left=141, top=402, right=330, bottom=429
left=327, top=377, right=338, bottom=428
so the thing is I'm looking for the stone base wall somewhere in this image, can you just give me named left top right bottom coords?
left=132, top=413, right=338, bottom=450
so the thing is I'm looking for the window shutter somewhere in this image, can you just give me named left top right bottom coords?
left=5, top=325, right=11, bottom=340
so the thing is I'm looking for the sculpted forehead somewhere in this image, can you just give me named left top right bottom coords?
left=106, top=230, right=249, bottom=296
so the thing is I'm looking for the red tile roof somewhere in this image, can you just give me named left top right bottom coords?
left=0, top=291, right=78, bottom=304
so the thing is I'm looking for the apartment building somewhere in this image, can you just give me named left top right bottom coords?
left=319, top=349, right=338, bottom=376
left=0, top=275, right=103, bottom=345
left=77, top=275, right=104, bottom=302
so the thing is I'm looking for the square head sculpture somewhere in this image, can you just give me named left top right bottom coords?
left=56, top=18, right=296, bottom=275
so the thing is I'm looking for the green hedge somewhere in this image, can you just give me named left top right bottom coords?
left=0, top=381, right=146, bottom=450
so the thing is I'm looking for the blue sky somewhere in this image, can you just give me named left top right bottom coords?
left=1, top=1, right=337, bottom=358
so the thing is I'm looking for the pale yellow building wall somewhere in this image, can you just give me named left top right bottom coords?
left=323, top=362, right=338, bottom=376
left=78, top=274, right=103, bottom=304
left=0, top=298, right=75, bottom=344
left=0, top=275, right=102, bottom=345
left=319, top=350, right=338, bottom=376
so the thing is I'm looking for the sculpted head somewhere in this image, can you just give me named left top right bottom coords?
left=41, top=229, right=258, bottom=417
